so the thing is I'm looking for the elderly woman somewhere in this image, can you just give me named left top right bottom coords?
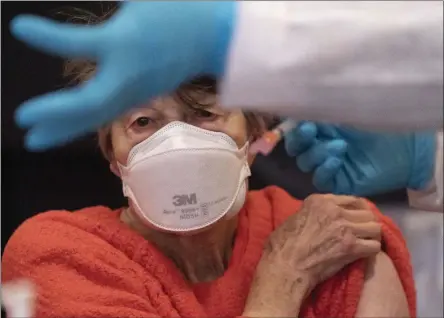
left=2, top=71, right=415, bottom=317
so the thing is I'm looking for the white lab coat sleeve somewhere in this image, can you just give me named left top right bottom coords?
left=407, top=131, right=443, bottom=213
left=220, top=1, right=443, bottom=131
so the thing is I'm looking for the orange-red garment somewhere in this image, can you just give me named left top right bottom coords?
left=2, top=186, right=416, bottom=318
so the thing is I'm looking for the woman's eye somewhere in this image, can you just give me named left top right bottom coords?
left=193, top=108, right=217, bottom=120
left=133, top=116, right=152, bottom=128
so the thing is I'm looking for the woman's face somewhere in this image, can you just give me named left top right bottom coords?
left=109, top=94, right=249, bottom=168
left=109, top=93, right=251, bottom=236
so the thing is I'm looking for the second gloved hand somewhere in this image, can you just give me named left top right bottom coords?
left=10, top=1, right=236, bottom=150
left=284, top=122, right=436, bottom=197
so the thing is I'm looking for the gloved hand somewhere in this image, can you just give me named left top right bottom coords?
left=284, top=121, right=436, bottom=196
left=10, top=1, right=236, bottom=150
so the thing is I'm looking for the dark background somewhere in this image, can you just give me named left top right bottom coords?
left=1, top=1, right=128, bottom=252
left=1, top=1, right=407, bottom=254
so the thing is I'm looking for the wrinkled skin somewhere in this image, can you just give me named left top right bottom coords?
left=245, top=194, right=381, bottom=317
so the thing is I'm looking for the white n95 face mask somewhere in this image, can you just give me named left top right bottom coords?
left=118, top=121, right=251, bottom=233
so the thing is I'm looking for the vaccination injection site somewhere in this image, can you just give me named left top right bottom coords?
left=1, top=1, right=443, bottom=318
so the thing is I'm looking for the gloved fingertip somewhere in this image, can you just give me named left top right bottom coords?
left=326, top=139, right=348, bottom=156
left=285, top=122, right=317, bottom=157
left=10, top=15, right=27, bottom=32
left=14, top=106, right=35, bottom=129
left=24, top=142, right=46, bottom=152
left=296, top=156, right=313, bottom=173
left=312, top=157, right=343, bottom=192
left=298, top=121, right=317, bottom=139
left=316, top=123, right=340, bottom=138
left=313, top=179, right=335, bottom=194
left=10, top=15, right=40, bottom=39
left=24, top=133, right=51, bottom=152
left=284, top=136, right=299, bottom=157
left=324, top=156, right=343, bottom=170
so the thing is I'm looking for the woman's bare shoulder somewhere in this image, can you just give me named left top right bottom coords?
left=356, top=252, right=413, bottom=317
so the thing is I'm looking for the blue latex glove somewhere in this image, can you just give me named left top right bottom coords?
left=284, top=121, right=436, bottom=196
left=10, top=1, right=236, bottom=150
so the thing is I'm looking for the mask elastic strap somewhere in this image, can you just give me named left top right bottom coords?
left=238, top=142, right=252, bottom=178
left=117, top=162, right=130, bottom=197
left=239, top=141, right=250, bottom=158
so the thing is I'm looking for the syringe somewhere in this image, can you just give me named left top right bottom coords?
left=249, top=119, right=299, bottom=156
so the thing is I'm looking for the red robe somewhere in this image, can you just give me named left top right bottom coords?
left=2, top=186, right=416, bottom=317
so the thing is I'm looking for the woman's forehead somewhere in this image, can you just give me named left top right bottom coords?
left=126, top=94, right=220, bottom=117
left=119, top=97, right=182, bottom=120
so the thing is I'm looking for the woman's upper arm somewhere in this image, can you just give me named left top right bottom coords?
left=356, top=252, right=411, bottom=318
left=1, top=214, right=161, bottom=318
